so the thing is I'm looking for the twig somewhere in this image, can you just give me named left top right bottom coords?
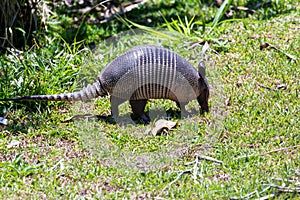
left=255, top=193, right=277, bottom=200
left=257, top=83, right=274, bottom=90
left=61, top=114, right=111, bottom=123
left=230, top=5, right=256, bottom=13
left=158, top=152, right=221, bottom=197
left=99, top=0, right=149, bottom=24
left=234, top=145, right=300, bottom=160
left=263, top=183, right=300, bottom=193
left=158, top=153, right=208, bottom=196
left=260, top=42, right=297, bottom=61
left=50, top=158, right=64, bottom=171
left=230, top=186, right=271, bottom=200
left=184, top=160, right=196, bottom=166
left=61, top=114, right=98, bottom=123
left=258, top=83, right=287, bottom=90
left=196, top=154, right=223, bottom=165
left=159, top=168, right=192, bottom=195
left=192, top=155, right=201, bottom=183
left=271, top=177, right=300, bottom=185
left=231, top=171, right=300, bottom=199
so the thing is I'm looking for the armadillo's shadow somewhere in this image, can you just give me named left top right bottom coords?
left=61, top=108, right=200, bottom=125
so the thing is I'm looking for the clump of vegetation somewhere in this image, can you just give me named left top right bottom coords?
left=0, top=0, right=51, bottom=52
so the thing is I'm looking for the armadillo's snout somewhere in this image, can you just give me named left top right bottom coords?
left=197, top=91, right=209, bottom=114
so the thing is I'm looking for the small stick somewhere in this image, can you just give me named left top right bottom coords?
left=192, top=155, right=201, bottom=183
left=256, top=193, right=277, bottom=200
left=184, top=160, right=196, bottom=166
left=159, top=168, right=192, bottom=195
left=257, top=83, right=274, bottom=90
left=100, top=0, right=149, bottom=24
left=230, top=186, right=271, bottom=200
left=234, top=145, right=300, bottom=160
left=61, top=114, right=110, bottom=123
left=263, top=183, right=300, bottom=193
left=159, top=153, right=219, bottom=197
left=61, top=114, right=98, bottom=123
left=50, top=158, right=64, bottom=171
left=196, top=154, right=223, bottom=164
left=260, top=42, right=297, bottom=61
left=271, top=177, right=300, bottom=184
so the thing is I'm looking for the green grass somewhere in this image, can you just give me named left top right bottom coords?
left=0, top=0, right=299, bottom=199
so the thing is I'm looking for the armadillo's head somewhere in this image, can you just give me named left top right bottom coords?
left=197, top=61, right=209, bottom=113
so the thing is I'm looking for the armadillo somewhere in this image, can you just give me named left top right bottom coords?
left=1, top=45, right=209, bottom=124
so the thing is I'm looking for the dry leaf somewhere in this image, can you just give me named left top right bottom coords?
left=150, top=119, right=178, bottom=136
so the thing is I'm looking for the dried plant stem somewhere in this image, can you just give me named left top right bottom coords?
left=234, top=145, right=300, bottom=160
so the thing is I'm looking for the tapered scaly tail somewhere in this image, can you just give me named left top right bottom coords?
left=0, top=81, right=107, bottom=102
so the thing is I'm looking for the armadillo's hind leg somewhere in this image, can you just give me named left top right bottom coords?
left=129, top=100, right=150, bottom=124
left=110, top=96, right=126, bottom=120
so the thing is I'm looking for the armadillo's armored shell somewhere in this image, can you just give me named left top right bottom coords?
left=99, top=46, right=201, bottom=103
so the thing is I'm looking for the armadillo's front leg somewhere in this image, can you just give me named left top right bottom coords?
left=129, top=99, right=150, bottom=124
left=110, top=96, right=126, bottom=119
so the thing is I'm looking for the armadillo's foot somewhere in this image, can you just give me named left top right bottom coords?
left=130, top=99, right=150, bottom=124
left=131, top=113, right=150, bottom=124
left=139, top=114, right=151, bottom=125
left=199, top=109, right=208, bottom=115
left=108, top=115, right=118, bottom=124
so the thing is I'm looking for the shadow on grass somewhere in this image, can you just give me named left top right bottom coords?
left=60, top=107, right=202, bottom=125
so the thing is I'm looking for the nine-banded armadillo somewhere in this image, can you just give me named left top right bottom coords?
left=1, top=45, right=209, bottom=124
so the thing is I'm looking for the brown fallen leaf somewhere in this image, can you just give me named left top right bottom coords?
left=148, top=119, right=178, bottom=136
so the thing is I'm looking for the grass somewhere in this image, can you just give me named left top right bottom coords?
left=0, top=0, right=299, bottom=199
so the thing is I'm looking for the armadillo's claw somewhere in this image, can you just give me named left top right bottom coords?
left=140, top=114, right=150, bottom=125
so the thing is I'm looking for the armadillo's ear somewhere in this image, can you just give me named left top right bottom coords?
left=198, top=61, right=206, bottom=78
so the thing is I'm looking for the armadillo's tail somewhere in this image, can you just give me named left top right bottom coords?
left=0, top=81, right=108, bottom=102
